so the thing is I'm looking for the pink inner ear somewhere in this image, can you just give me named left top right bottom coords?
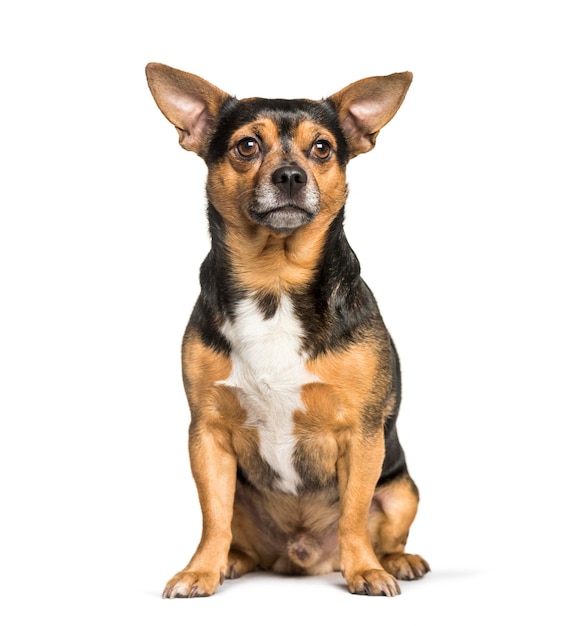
left=168, top=94, right=210, bottom=152
left=170, top=94, right=207, bottom=134
left=349, top=100, right=385, bottom=132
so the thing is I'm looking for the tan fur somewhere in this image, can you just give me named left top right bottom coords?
left=370, top=476, right=423, bottom=580
left=307, top=341, right=389, bottom=418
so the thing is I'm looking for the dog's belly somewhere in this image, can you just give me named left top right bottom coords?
left=218, top=295, right=321, bottom=494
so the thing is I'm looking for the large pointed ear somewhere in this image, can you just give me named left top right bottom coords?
left=328, top=72, right=412, bottom=158
left=145, top=63, right=232, bottom=157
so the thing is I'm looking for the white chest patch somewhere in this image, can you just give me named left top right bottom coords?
left=218, top=295, right=318, bottom=494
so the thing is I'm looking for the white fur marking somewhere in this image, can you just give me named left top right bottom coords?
left=218, top=295, right=318, bottom=494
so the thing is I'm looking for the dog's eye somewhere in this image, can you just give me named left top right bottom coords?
left=235, top=138, right=260, bottom=159
left=310, top=140, right=332, bottom=161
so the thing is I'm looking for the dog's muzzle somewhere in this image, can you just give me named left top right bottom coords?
left=249, top=164, right=320, bottom=233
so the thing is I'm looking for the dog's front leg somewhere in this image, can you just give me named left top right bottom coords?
left=162, top=424, right=236, bottom=598
left=337, top=430, right=401, bottom=596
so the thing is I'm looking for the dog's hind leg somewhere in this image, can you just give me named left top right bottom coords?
left=369, top=475, right=430, bottom=580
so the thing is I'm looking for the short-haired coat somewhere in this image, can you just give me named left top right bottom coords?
left=146, top=62, right=429, bottom=597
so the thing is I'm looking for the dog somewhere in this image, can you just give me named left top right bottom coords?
left=146, top=62, right=429, bottom=597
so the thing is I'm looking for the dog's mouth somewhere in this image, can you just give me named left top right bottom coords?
left=248, top=204, right=318, bottom=233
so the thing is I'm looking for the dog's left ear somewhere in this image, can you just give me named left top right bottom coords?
left=328, top=72, right=412, bottom=158
left=145, top=63, right=232, bottom=157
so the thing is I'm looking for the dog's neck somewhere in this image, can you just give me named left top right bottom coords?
left=200, top=204, right=374, bottom=357
left=207, top=203, right=342, bottom=295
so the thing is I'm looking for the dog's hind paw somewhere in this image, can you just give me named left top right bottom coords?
left=225, top=549, right=258, bottom=579
left=382, top=552, right=430, bottom=580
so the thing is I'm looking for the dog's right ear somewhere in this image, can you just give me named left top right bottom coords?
left=145, top=63, right=231, bottom=157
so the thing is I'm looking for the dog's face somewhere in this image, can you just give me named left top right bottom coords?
left=146, top=64, right=412, bottom=237
left=205, top=98, right=350, bottom=235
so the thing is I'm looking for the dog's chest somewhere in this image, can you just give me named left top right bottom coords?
left=219, top=295, right=319, bottom=494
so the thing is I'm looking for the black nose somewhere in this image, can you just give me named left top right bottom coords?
left=271, top=165, right=307, bottom=197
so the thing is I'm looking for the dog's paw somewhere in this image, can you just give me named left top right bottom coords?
left=345, top=568, right=401, bottom=596
left=225, top=549, right=257, bottom=579
left=382, top=553, right=430, bottom=580
left=162, top=569, right=222, bottom=598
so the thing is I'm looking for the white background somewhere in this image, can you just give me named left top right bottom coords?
left=1, top=1, right=566, bottom=624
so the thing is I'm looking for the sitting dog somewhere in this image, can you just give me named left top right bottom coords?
left=146, top=62, right=429, bottom=597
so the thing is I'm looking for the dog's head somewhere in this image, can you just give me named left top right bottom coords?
left=146, top=63, right=411, bottom=237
